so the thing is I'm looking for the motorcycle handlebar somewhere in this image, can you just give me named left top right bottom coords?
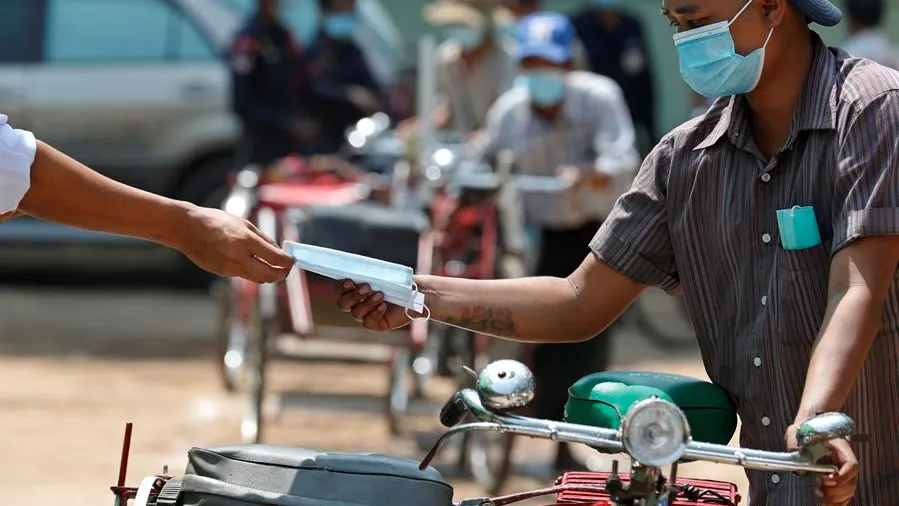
left=422, top=388, right=839, bottom=475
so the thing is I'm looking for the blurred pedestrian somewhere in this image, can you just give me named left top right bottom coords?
left=571, top=0, right=657, bottom=152
left=230, top=0, right=317, bottom=167
left=470, top=11, right=639, bottom=472
left=0, top=115, right=294, bottom=283
left=416, top=0, right=518, bottom=135
left=493, top=0, right=590, bottom=70
left=305, top=0, right=388, bottom=154
left=843, top=0, right=899, bottom=68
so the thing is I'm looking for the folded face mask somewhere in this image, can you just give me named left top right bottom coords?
left=283, top=241, right=428, bottom=319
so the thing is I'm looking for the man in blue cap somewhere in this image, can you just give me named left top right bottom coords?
left=339, top=0, right=899, bottom=503
left=468, top=10, right=640, bottom=472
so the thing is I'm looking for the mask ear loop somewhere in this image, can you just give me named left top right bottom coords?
left=728, top=0, right=755, bottom=25
left=405, top=281, right=431, bottom=322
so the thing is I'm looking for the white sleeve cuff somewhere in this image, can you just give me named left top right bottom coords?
left=0, top=114, right=36, bottom=213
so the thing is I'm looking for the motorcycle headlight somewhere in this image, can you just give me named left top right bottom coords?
left=621, top=397, right=690, bottom=467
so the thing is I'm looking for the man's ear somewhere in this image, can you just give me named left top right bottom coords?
left=759, top=0, right=787, bottom=27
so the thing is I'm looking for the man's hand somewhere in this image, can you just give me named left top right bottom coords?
left=555, top=165, right=583, bottom=186
left=556, top=165, right=611, bottom=189
left=347, top=86, right=382, bottom=114
left=334, top=280, right=414, bottom=331
left=176, top=206, right=295, bottom=283
left=785, top=424, right=859, bottom=506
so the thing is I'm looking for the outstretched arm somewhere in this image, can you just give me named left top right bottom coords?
left=420, top=254, right=645, bottom=342
left=337, top=253, right=644, bottom=342
left=1, top=118, right=294, bottom=283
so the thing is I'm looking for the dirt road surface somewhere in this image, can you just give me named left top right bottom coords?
left=0, top=287, right=749, bottom=506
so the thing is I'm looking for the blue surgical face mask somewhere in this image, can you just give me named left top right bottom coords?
left=673, top=0, right=773, bottom=99
left=323, top=12, right=357, bottom=40
left=283, top=241, right=428, bottom=318
left=516, top=70, right=567, bottom=107
left=444, top=26, right=485, bottom=51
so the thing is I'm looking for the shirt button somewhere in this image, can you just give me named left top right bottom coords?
left=761, top=416, right=771, bottom=426
left=771, top=473, right=781, bottom=484
left=761, top=295, right=768, bottom=305
left=760, top=172, right=771, bottom=182
left=753, top=356, right=762, bottom=367
left=762, top=233, right=772, bottom=243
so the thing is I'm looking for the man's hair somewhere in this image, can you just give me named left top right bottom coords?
left=845, top=0, right=884, bottom=27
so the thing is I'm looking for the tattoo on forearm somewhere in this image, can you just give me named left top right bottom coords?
left=441, top=306, right=517, bottom=337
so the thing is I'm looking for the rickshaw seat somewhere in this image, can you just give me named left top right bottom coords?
left=295, top=202, right=429, bottom=268
left=257, top=182, right=367, bottom=210
left=564, top=370, right=738, bottom=445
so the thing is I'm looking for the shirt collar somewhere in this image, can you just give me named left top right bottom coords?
left=693, top=33, right=838, bottom=152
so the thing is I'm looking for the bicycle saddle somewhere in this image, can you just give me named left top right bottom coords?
left=565, top=370, right=738, bottom=445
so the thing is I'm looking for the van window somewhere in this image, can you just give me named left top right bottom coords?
left=44, top=0, right=215, bottom=62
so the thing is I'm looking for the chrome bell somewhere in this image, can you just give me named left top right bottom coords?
left=796, top=412, right=857, bottom=448
left=475, top=360, right=535, bottom=410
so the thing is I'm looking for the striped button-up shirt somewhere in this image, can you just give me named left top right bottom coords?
left=592, top=35, right=899, bottom=505
left=470, top=71, right=640, bottom=230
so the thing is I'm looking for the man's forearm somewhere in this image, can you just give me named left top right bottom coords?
left=17, top=141, right=192, bottom=249
left=794, top=286, right=884, bottom=422
left=413, top=274, right=620, bottom=343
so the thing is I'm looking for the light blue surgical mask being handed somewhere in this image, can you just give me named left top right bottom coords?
left=516, top=70, right=567, bottom=107
left=323, top=12, right=358, bottom=41
left=284, top=241, right=429, bottom=320
left=673, top=0, right=774, bottom=98
left=444, top=26, right=485, bottom=51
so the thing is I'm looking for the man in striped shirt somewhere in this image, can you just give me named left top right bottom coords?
left=339, top=0, right=899, bottom=503
left=469, top=11, right=639, bottom=471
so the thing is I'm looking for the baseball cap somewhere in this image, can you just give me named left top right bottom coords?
left=791, top=0, right=843, bottom=26
left=423, top=0, right=490, bottom=29
left=516, top=12, right=575, bottom=63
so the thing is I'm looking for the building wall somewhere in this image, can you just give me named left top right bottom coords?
left=382, top=0, right=870, bottom=134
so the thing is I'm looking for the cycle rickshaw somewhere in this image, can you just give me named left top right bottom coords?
left=214, top=114, right=439, bottom=443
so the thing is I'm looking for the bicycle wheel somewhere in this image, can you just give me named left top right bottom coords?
left=629, top=289, right=696, bottom=350
left=464, top=337, right=524, bottom=494
left=241, top=300, right=269, bottom=444
left=214, top=280, right=251, bottom=393
left=386, top=347, right=412, bottom=437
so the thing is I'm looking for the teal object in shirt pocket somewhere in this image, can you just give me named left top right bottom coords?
left=776, top=206, right=822, bottom=250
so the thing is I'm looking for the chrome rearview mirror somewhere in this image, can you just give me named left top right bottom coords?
left=475, top=360, right=535, bottom=411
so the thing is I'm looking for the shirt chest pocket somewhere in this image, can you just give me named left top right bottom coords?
left=778, top=241, right=832, bottom=273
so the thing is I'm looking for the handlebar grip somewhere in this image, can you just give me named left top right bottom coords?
left=439, top=391, right=469, bottom=428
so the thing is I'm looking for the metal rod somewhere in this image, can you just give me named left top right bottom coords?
left=116, top=422, right=133, bottom=487
left=416, top=35, right=437, bottom=170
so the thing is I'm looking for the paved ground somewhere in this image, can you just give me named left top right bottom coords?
left=0, top=286, right=749, bottom=506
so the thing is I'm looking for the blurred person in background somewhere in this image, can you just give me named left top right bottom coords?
left=409, top=0, right=517, bottom=136
left=493, top=0, right=590, bottom=70
left=306, top=0, right=389, bottom=153
left=843, top=0, right=899, bottom=68
left=469, top=11, right=639, bottom=472
left=571, top=0, right=657, bottom=153
left=230, top=0, right=318, bottom=167
left=0, top=117, right=294, bottom=283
